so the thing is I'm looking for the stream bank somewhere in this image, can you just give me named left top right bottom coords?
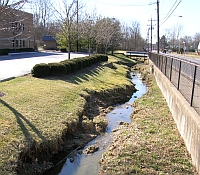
left=0, top=55, right=140, bottom=175
left=51, top=70, right=147, bottom=175
left=41, top=68, right=137, bottom=175
left=99, top=64, right=197, bottom=175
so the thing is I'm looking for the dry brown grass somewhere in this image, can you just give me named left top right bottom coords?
left=99, top=64, right=197, bottom=175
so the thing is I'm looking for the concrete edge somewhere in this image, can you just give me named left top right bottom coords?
left=150, top=60, right=200, bottom=174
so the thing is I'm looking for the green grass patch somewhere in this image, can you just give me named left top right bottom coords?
left=0, top=55, right=136, bottom=174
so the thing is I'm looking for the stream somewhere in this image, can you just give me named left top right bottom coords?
left=57, top=72, right=147, bottom=175
left=43, top=71, right=147, bottom=175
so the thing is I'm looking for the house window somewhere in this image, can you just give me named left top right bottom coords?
left=11, top=22, right=17, bottom=30
left=16, top=40, right=18, bottom=47
left=11, top=22, right=24, bottom=31
left=19, top=40, right=22, bottom=47
left=12, top=40, right=15, bottom=47
left=23, top=40, right=25, bottom=47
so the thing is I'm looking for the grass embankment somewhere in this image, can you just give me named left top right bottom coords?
left=100, top=64, right=197, bottom=175
left=0, top=55, right=137, bottom=174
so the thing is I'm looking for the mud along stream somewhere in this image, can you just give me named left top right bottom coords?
left=45, top=72, right=147, bottom=175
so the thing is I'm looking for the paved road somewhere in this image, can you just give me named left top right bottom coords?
left=0, top=51, right=88, bottom=81
left=162, top=53, right=200, bottom=65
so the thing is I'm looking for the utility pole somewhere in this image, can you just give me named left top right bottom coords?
left=147, top=18, right=155, bottom=52
left=157, top=0, right=160, bottom=53
left=76, top=0, right=79, bottom=52
left=147, top=28, right=150, bottom=52
left=151, top=18, right=153, bottom=51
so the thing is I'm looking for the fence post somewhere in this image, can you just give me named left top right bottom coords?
left=170, top=57, right=173, bottom=81
left=190, top=65, right=197, bottom=107
left=161, top=55, right=163, bottom=72
left=177, top=60, right=182, bottom=90
left=165, top=56, right=167, bottom=76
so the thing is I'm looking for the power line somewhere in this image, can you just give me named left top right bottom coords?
left=162, top=0, right=179, bottom=21
left=87, top=0, right=156, bottom=6
left=160, top=0, right=182, bottom=27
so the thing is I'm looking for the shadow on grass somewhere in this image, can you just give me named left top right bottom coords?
left=46, top=62, right=117, bottom=86
left=0, top=99, right=46, bottom=142
left=62, top=63, right=120, bottom=87
left=113, top=53, right=135, bottom=62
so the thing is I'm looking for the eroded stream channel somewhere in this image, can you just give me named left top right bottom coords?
left=47, top=72, right=146, bottom=175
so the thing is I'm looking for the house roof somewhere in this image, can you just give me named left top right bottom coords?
left=42, top=35, right=56, bottom=41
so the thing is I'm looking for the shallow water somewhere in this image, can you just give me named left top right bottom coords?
left=57, top=72, right=147, bottom=175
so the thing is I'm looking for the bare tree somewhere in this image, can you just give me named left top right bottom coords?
left=164, top=24, right=183, bottom=51
left=56, top=0, right=82, bottom=59
left=130, top=21, right=140, bottom=50
left=110, top=19, right=122, bottom=55
left=0, top=0, right=27, bottom=22
left=194, top=32, right=200, bottom=50
left=182, top=35, right=193, bottom=51
left=120, top=20, right=144, bottom=51
left=79, top=14, right=96, bottom=55
left=95, top=17, right=121, bottom=54
left=30, top=0, right=55, bottom=45
left=121, top=23, right=131, bottom=50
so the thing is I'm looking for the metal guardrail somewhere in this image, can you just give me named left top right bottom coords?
left=149, top=52, right=200, bottom=115
left=125, top=51, right=148, bottom=57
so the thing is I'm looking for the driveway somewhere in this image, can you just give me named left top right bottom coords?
left=0, top=51, right=88, bottom=81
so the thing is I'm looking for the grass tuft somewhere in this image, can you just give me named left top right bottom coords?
left=99, top=64, right=197, bottom=175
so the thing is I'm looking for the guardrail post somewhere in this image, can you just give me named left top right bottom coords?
left=190, top=65, right=197, bottom=107
left=177, top=60, right=182, bottom=90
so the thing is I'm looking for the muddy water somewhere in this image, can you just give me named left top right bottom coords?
left=57, top=72, right=147, bottom=175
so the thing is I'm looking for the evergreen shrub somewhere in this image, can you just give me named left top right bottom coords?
left=31, top=63, right=50, bottom=77
left=67, top=60, right=77, bottom=72
left=31, top=54, right=108, bottom=78
left=60, top=61, right=71, bottom=74
left=48, top=62, right=67, bottom=76
left=73, top=59, right=83, bottom=70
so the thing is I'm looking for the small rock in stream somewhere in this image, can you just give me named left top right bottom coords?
left=83, top=144, right=99, bottom=154
left=119, top=121, right=129, bottom=125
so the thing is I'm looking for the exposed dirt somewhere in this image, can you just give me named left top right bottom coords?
left=40, top=82, right=136, bottom=175
left=15, top=62, right=137, bottom=175
left=0, top=91, right=6, bottom=97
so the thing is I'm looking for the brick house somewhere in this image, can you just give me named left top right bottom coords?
left=0, top=7, right=34, bottom=49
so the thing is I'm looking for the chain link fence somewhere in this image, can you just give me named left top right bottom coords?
left=149, top=52, right=200, bottom=115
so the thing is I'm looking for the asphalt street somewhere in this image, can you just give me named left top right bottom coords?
left=0, top=51, right=88, bottom=81
left=163, top=53, right=200, bottom=65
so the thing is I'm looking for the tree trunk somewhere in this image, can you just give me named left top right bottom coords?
left=68, top=33, right=71, bottom=59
